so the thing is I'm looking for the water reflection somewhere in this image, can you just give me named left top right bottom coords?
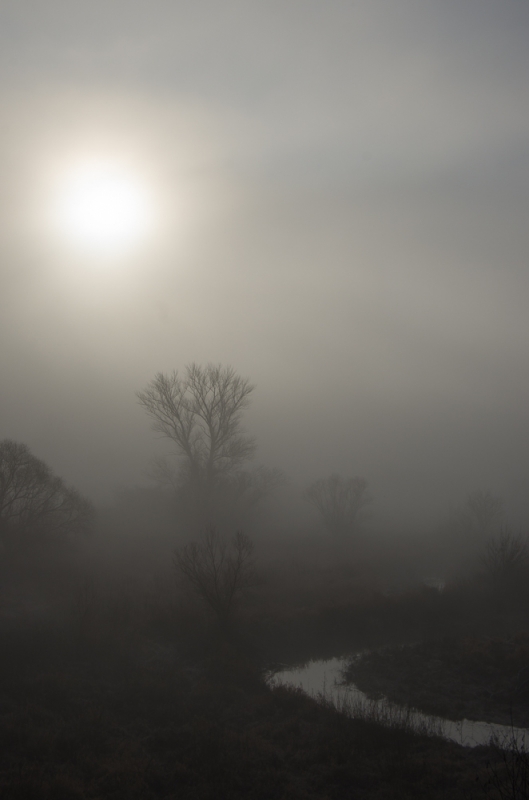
left=271, top=657, right=528, bottom=749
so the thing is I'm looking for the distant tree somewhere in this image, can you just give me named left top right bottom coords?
left=174, top=528, right=255, bottom=628
left=304, top=474, right=370, bottom=539
left=0, top=439, right=94, bottom=549
left=482, top=527, right=529, bottom=581
left=138, top=364, right=280, bottom=526
left=459, top=489, right=504, bottom=537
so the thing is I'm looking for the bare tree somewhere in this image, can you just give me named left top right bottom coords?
left=0, top=439, right=94, bottom=548
left=482, top=527, right=529, bottom=581
left=460, top=489, right=504, bottom=536
left=174, top=528, right=255, bottom=627
left=304, top=473, right=370, bottom=539
left=484, top=733, right=529, bottom=800
left=138, top=364, right=278, bottom=525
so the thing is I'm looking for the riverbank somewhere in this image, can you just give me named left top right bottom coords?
left=0, top=624, right=504, bottom=799
left=345, top=634, right=529, bottom=729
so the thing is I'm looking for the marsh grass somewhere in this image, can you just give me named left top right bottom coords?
left=329, top=684, right=445, bottom=739
left=271, top=661, right=446, bottom=740
left=0, top=621, right=500, bottom=799
left=483, top=730, right=529, bottom=799
left=2, top=537, right=528, bottom=799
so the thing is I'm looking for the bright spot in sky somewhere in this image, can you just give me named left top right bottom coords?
left=54, top=161, right=154, bottom=255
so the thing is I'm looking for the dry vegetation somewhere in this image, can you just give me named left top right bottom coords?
left=1, top=467, right=529, bottom=797
left=0, top=620, right=503, bottom=800
left=346, top=635, right=529, bottom=728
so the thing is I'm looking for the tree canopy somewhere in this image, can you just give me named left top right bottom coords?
left=174, top=528, right=255, bottom=627
left=138, top=363, right=279, bottom=526
left=0, top=439, right=94, bottom=548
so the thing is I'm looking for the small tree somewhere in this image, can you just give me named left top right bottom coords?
left=0, top=439, right=93, bottom=549
left=304, top=473, right=370, bottom=539
left=174, top=528, right=255, bottom=628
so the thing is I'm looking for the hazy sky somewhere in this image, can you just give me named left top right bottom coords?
left=1, top=0, right=528, bottom=525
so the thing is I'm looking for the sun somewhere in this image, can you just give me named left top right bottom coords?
left=54, top=160, right=154, bottom=255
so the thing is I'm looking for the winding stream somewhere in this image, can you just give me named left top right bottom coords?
left=271, top=657, right=528, bottom=749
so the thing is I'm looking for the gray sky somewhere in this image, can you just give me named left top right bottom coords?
left=1, top=0, right=528, bottom=525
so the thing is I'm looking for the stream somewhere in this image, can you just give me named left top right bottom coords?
left=271, top=657, right=529, bottom=749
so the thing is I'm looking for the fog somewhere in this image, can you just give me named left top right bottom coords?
left=1, top=0, right=529, bottom=528
left=2, top=6, right=529, bottom=794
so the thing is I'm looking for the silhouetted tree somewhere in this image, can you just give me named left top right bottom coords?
left=443, top=489, right=506, bottom=576
left=484, top=732, right=529, bottom=800
left=482, top=527, right=529, bottom=581
left=460, top=489, right=504, bottom=537
left=304, top=474, right=370, bottom=539
left=138, top=363, right=279, bottom=525
left=174, top=528, right=255, bottom=628
left=0, top=439, right=93, bottom=549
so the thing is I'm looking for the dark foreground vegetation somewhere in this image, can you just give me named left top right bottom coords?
left=347, top=635, right=529, bottom=729
left=0, top=621, right=508, bottom=800
left=1, top=528, right=529, bottom=800
left=2, top=366, right=529, bottom=798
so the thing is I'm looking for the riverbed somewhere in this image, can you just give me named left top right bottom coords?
left=271, top=657, right=529, bottom=749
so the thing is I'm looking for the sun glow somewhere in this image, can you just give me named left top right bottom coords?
left=54, top=160, right=154, bottom=256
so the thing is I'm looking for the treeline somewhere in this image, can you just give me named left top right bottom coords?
left=1, top=362, right=528, bottom=653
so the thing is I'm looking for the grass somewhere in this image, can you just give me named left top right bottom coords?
left=484, top=730, right=529, bottom=799
left=345, top=635, right=529, bottom=729
left=329, top=685, right=445, bottom=739
left=2, top=528, right=529, bottom=798
left=0, top=620, right=509, bottom=799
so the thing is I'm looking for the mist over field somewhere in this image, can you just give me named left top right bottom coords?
left=0, top=0, right=528, bottom=528
left=1, top=3, right=529, bottom=798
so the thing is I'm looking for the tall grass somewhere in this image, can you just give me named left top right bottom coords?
left=308, top=677, right=446, bottom=741
left=330, top=687, right=445, bottom=738
left=485, top=730, right=529, bottom=799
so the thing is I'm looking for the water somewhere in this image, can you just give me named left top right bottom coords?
left=270, top=657, right=529, bottom=749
